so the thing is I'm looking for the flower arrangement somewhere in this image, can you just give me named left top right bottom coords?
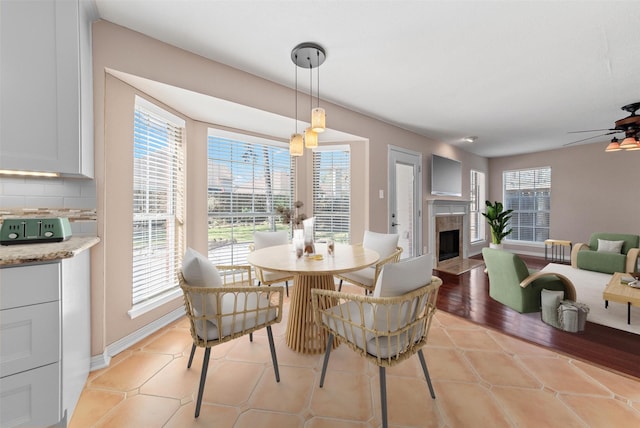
left=276, top=201, right=307, bottom=229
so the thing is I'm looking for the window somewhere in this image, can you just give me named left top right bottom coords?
left=131, top=97, right=185, bottom=314
left=312, top=145, right=350, bottom=243
left=503, top=167, right=551, bottom=243
left=469, top=170, right=486, bottom=243
left=207, top=130, right=294, bottom=264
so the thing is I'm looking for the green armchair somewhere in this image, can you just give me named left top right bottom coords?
left=482, top=248, right=576, bottom=313
left=571, top=233, right=640, bottom=274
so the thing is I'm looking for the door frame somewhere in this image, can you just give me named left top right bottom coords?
left=388, top=145, right=423, bottom=258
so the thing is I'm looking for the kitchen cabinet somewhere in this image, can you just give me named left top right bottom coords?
left=0, top=0, right=95, bottom=177
left=0, top=250, right=91, bottom=428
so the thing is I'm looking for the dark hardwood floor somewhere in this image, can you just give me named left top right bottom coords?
left=434, top=254, right=640, bottom=380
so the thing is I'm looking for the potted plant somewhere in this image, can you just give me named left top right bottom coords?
left=482, top=200, right=513, bottom=249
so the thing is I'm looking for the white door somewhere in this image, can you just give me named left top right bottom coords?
left=388, top=146, right=422, bottom=258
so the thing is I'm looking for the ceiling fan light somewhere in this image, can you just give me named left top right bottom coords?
left=605, top=137, right=622, bottom=152
left=619, top=136, right=638, bottom=149
left=625, top=141, right=640, bottom=151
left=311, top=107, right=326, bottom=133
left=290, top=133, right=304, bottom=156
left=304, top=127, right=318, bottom=148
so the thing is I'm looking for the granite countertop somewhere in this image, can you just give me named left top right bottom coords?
left=0, top=236, right=100, bottom=266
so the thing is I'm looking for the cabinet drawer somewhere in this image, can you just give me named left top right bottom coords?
left=0, top=301, right=60, bottom=377
left=0, top=362, right=61, bottom=428
left=0, top=263, right=60, bottom=310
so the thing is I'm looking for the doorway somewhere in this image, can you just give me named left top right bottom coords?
left=388, top=146, right=422, bottom=258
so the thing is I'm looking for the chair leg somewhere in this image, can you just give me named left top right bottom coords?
left=319, top=333, right=334, bottom=387
left=379, top=366, right=388, bottom=428
left=285, top=280, right=289, bottom=297
left=195, top=347, right=211, bottom=418
left=418, top=349, right=436, bottom=399
left=266, top=325, right=280, bottom=382
left=187, top=343, right=196, bottom=368
left=249, top=333, right=253, bottom=342
left=338, top=279, right=343, bottom=292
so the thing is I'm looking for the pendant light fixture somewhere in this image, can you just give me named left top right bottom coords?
left=290, top=42, right=326, bottom=156
left=289, top=48, right=303, bottom=157
left=304, top=56, right=318, bottom=148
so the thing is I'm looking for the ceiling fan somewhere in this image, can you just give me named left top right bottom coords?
left=564, top=102, right=640, bottom=149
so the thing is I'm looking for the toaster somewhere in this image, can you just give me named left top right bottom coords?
left=0, top=217, right=72, bottom=245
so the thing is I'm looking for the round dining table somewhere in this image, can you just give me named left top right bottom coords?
left=247, top=242, right=379, bottom=354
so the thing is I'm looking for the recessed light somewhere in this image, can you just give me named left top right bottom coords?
left=463, top=136, right=478, bottom=143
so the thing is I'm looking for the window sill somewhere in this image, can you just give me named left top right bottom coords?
left=128, top=287, right=182, bottom=319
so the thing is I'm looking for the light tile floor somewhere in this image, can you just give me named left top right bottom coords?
left=71, top=285, right=640, bottom=428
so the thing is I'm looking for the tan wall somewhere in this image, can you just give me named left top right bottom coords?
left=488, top=142, right=639, bottom=255
left=91, top=20, right=486, bottom=357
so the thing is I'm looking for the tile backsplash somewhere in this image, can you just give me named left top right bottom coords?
left=0, top=176, right=97, bottom=236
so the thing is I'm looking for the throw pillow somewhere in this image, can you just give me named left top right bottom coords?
left=182, top=247, right=222, bottom=318
left=597, top=239, right=624, bottom=254
left=540, top=289, right=564, bottom=328
left=373, top=254, right=433, bottom=298
left=363, top=230, right=399, bottom=260
left=253, top=231, right=289, bottom=250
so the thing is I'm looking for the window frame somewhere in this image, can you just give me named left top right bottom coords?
left=469, top=169, right=486, bottom=243
left=312, top=145, right=351, bottom=243
left=502, top=166, right=551, bottom=244
left=129, top=96, right=185, bottom=319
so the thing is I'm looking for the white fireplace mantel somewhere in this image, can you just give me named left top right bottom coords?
left=427, top=199, right=470, bottom=267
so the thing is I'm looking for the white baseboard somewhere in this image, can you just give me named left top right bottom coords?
left=90, top=307, right=185, bottom=371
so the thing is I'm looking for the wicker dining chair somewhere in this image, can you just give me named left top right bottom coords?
left=312, top=255, right=441, bottom=428
left=249, top=231, right=294, bottom=297
left=335, top=230, right=402, bottom=293
left=180, top=248, right=284, bottom=418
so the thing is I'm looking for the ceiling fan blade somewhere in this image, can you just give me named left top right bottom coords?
left=567, top=128, right=616, bottom=134
left=563, top=130, right=621, bottom=146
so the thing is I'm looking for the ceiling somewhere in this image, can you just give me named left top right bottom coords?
left=94, top=0, right=640, bottom=158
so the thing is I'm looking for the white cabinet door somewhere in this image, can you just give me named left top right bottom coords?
left=0, top=363, right=61, bottom=428
left=0, top=0, right=93, bottom=177
left=0, top=301, right=60, bottom=378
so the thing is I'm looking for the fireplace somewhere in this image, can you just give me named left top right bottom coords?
left=434, top=213, right=464, bottom=267
left=438, top=230, right=460, bottom=261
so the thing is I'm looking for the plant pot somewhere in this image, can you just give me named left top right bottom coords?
left=489, top=243, right=504, bottom=250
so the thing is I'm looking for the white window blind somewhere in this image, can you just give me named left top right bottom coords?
left=207, top=130, right=294, bottom=265
left=312, top=146, right=350, bottom=243
left=132, top=97, right=185, bottom=308
left=469, top=170, right=486, bottom=243
left=503, top=167, right=551, bottom=243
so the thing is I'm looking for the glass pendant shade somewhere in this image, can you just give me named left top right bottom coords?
left=625, top=141, right=640, bottom=151
left=619, top=136, right=638, bottom=149
left=311, top=107, right=326, bottom=133
left=304, top=127, right=318, bottom=148
left=605, top=139, right=622, bottom=152
left=290, top=133, right=304, bottom=156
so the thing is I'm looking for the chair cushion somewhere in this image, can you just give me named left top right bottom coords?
left=337, top=266, right=376, bottom=287
left=363, top=230, right=399, bottom=260
left=260, top=269, right=292, bottom=283
left=253, top=231, right=288, bottom=250
left=182, top=247, right=223, bottom=316
left=196, top=292, right=278, bottom=341
left=373, top=254, right=433, bottom=298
